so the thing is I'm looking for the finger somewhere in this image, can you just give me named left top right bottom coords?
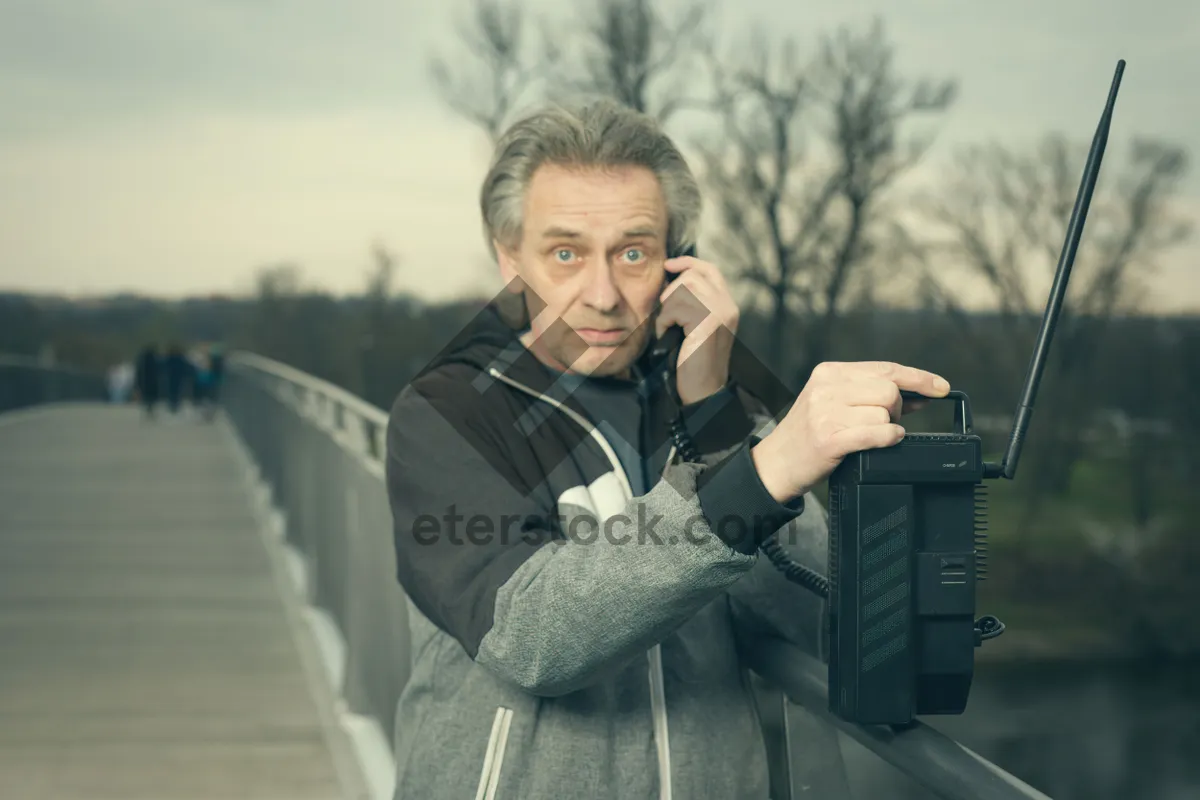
left=663, top=257, right=729, bottom=296
left=827, top=422, right=906, bottom=457
left=660, top=266, right=720, bottom=305
left=662, top=257, right=696, bottom=289
left=653, top=304, right=680, bottom=339
left=664, top=254, right=705, bottom=273
left=665, top=278, right=740, bottom=342
left=654, top=293, right=703, bottom=338
left=831, top=377, right=904, bottom=421
left=660, top=272, right=696, bottom=305
left=834, top=404, right=893, bottom=429
left=849, top=361, right=951, bottom=398
left=674, top=315, right=727, bottom=364
left=657, top=284, right=713, bottom=336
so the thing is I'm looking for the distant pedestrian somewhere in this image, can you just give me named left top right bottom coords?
left=107, top=361, right=134, bottom=404
left=189, top=348, right=214, bottom=421
left=207, top=344, right=225, bottom=408
left=134, top=345, right=161, bottom=418
left=189, top=347, right=209, bottom=409
left=163, top=344, right=193, bottom=415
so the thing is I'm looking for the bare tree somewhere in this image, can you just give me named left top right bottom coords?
left=246, top=263, right=306, bottom=368
left=430, top=0, right=715, bottom=139
left=428, top=0, right=542, bottom=143
left=254, top=262, right=304, bottom=299
left=364, top=241, right=398, bottom=300
left=542, top=0, right=714, bottom=124
left=921, top=135, right=1191, bottom=505
left=695, top=18, right=956, bottom=382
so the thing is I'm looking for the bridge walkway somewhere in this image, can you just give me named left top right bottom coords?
left=0, top=404, right=367, bottom=800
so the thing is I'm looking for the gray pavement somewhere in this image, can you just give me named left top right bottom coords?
left=0, top=403, right=362, bottom=800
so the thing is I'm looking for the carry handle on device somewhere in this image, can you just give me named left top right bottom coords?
left=899, top=389, right=974, bottom=436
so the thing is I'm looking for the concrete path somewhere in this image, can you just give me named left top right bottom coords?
left=0, top=404, right=365, bottom=800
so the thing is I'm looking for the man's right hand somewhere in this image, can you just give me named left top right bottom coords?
left=750, top=361, right=950, bottom=504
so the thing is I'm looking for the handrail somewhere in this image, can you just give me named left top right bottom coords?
left=228, top=351, right=391, bottom=469
left=0, top=354, right=108, bottom=414
left=0, top=353, right=100, bottom=375
left=743, top=638, right=1051, bottom=800
left=222, top=350, right=1052, bottom=800
left=230, top=351, right=389, bottom=429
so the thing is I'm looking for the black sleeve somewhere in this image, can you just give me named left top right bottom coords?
left=675, top=384, right=801, bottom=554
left=679, top=383, right=755, bottom=456
left=693, top=435, right=804, bottom=555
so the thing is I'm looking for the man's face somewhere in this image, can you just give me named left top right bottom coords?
left=496, top=163, right=669, bottom=379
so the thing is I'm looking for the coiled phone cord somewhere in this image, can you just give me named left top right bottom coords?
left=667, top=413, right=830, bottom=600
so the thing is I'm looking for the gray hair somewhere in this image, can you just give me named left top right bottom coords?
left=479, top=98, right=701, bottom=261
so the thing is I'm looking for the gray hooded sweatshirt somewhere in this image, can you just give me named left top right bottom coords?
left=384, top=302, right=834, bottom=799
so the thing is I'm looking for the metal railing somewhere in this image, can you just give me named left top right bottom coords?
left=744, top=639, right=1051, bottom=800
left=0, top=355, right=109, bottom=414
left=222, top=350, right=1051, bottom=800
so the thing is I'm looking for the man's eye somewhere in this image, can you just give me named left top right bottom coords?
left=554, top=249, right=574, bottom=263
left=624, top=248, right=643, bottom=263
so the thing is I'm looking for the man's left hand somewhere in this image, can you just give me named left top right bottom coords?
left=656, top=256, right=740, bottom=405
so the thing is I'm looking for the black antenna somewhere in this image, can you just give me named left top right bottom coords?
left=987, top=59, right=1126, bottom=481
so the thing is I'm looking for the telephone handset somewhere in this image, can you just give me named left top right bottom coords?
left=649, top=242, right=704, bottom=465
left=648, top=242, right=695, bottom=365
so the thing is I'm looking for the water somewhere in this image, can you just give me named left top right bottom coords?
left=840, top=658, right=1200, bottom=799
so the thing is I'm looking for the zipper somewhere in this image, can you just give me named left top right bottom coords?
left=475, top=706, right=514, bottom=800
left=485, top=366, right=676, bottom=800
left=651, top=445, right=677, bottom=800
left=487, top=368, right=634, bottom=499
left=648, top=642, right=673, bottom=800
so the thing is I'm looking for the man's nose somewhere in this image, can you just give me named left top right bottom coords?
left=580, top=260, right=622, bottom=312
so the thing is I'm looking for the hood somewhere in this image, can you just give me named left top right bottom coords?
left=416, top=295, right=552, bottom=394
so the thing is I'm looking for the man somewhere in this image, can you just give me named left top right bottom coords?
left=207, top=344, right=225, bottom=406
left=163, top=343, right=193, bottom=416
left=107, top=360, right=134, bottom=404
left=384, top=99, right=949, bottom=799
left=134, top=343, right=161, bottom=418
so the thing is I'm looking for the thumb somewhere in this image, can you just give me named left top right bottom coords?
left=654, top=305, right=682, bottom=339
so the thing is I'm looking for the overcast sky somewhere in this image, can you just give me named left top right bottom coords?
left=1, top=0, right=1197, bottom=311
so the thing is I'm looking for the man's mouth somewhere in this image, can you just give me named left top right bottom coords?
left=575, top=328, right=627, bottom=345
